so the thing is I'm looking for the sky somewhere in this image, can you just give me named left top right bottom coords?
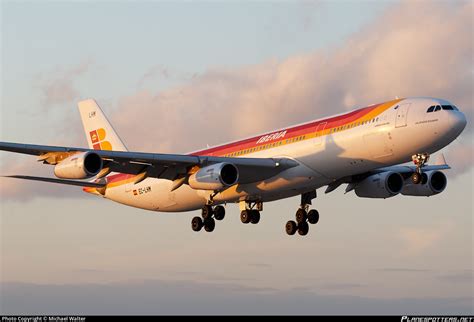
left=0, top=0, right=473, bottom=315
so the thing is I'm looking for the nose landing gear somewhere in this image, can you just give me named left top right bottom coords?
left=411, top=153, right=430, bottom=184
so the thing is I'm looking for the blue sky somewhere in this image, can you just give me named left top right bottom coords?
left=1, top=0, right=472, bottom=315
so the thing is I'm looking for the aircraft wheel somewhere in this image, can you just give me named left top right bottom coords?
left=202, top=205, right=213, bottom=220
left=214, top=205, right=225, bottom=221
left=307, top=209, right=319, bottom=224
left=286, top=220, right=298, bottom=235
left=240, top=210, right=251, bottom=224
left=250, top=210, right=260, bottom=224
left=295, top=208, right=307, bottom=224
left=204, top=218, right=215, bottom=232
left=411, top=172, right=422, bottom=184
left=298, top=221, right=309, bottom=236
left=191, top=216, right=203, bottom=232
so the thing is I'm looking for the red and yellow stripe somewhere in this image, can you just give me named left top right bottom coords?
left=192, top=98, right=402, bottom=157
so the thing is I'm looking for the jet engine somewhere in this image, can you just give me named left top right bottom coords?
left=54, top=151, right=103, bottom=179
left=354, top=171, right=404, bottom=198
left=401, top=170, right=447, bottom=196
left=188, top=162, right=239, bottom=191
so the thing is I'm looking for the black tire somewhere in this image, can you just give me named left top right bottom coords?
left=411, top=172, right=422, bottom=184
left=191, top=216, right=203, bottom=232
left=214, top=205, right=225, bottom=221
left=202, top=205, right=213, bottom=220
left=285, top=220, right=297, bottom=235
left=307, top=209, right=319, bottom=224
left=240, top=210, right=251, bottom=224
left=298, top=221, right=309, bottom=236
left=295, top=208, right=307, bottom=223
left=204, top=218, right=215, bottom=232
left=250, top=210, right=260, bottom=224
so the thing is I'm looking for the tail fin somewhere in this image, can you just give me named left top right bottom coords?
left=78, top=99, right=128, bottom=151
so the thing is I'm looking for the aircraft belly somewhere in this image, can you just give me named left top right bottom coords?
left=105, top=178, right=207, bottom=212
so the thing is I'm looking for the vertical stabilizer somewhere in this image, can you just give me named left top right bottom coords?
left=78, top=99, right=128, bottom=151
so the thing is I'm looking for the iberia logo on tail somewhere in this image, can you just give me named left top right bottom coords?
left=89, top=128, right=112, bottom=150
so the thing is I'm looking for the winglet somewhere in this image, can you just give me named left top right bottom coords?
left=434, top=153, right=447, bottom=166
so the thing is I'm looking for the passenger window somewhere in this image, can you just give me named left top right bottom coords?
left=434, top=105, right=441, bottom=112
left=427, top=106, right=435, bottom=113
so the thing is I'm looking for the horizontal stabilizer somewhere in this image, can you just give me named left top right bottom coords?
left=3, top=175, right=106, bottom=188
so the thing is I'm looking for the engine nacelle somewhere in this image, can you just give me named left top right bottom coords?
left=401, top=170, right=447, bottom=196
left=354, top=171, right=404, bottom=199
left=188, top=162, right=239, bottom=191
left=54, top=152, right=103, bottom=179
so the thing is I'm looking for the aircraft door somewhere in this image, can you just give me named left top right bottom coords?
left=395, top=103, right=411, bottom=128
left=313, top=122, right=327, bottom=146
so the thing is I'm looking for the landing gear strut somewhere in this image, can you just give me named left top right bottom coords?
left=191, top=204, right=226, bottom=233
left=240, top=200, right=262, bottom=225
left=286, top=190, right=319, bottom=237
left=411, top=153, right=430, bottom=184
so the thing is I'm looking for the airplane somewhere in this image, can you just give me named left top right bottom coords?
left=0, top=97, right=467, bottom=236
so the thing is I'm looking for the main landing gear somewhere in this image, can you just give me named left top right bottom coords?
left=191, top=205, right=226, bottom=233
left=240, top=200, right=262, bottom=225
left=411, top=153, right=430, bottom=184
left=286, top=190, right=319, bottom=237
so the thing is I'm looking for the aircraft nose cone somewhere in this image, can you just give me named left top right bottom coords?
left=450, top=110, right=467, bottom=138
left=456, top=111, right=467, bottom=131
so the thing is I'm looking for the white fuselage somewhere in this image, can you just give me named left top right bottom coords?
left=99, top=97, right=466, bottom=212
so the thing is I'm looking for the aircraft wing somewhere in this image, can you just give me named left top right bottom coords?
left=0, top=141, right=299, bottom=183
left=324, top=160, right=450, bottom=194
left=3, top=175, right=107, bottom=188
left=374, top=164, right=450, bottom=174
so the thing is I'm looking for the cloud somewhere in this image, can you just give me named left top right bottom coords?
left=248, top=263, right=272, bottom=268
left=437, top=270, right=473, bottom=284
left=375, top=268, right=433, bottom=273
left=112, top=1, right=472, bottom=156
left=321, top=283, right=365, bottom=291
left=1, top=280, right=472, bottom=315
left=37, top=60, right=93, bottom=106
left=445, top=141, right=474, bottom=177
left=0, top=156, right=89, bottom=202
left=137, top=65, right=197, bottom=87
left=398, top=221, right=453, bottom=256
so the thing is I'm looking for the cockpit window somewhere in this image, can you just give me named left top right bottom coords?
left=428, top=104, right=459, bottom=112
